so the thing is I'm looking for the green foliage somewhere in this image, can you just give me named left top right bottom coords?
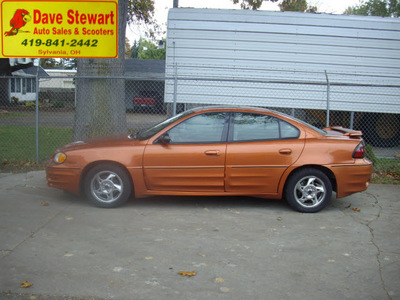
left=279, top=0, right=318, bottom=12
left=127, top=0, right=155, bottom=24
left=130, top=40, right=139, bottom=59
left=11, top=96, right=19, bottom=106
left=52, top=101, right=65, bottom=108
left=232, top=0, right=279, bottom=10
left=344, top=0, right=400, bottom=17
left=25, top=102, right=39, bottom=108
left=365, top=144, right=377, bottom=164
left=131, top=38, right=166, bottom=60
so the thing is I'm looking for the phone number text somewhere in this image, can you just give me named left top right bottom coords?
left=21, top=39, right=98, bottom=47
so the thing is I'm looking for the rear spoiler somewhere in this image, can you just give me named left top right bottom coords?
left=324, top=126, right=363, bottom=138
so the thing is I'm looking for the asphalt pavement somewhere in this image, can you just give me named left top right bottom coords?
left=0, top=171, right=399, bottom=300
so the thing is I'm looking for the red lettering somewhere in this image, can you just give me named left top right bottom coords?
left=67, top=9, right=74, bottom=24
left=33, top=10, right=41, bottom=24
left=80, top=13, right=86, bottom=24
left=33, top=10, right=62, bottom=24
left=66, top=10, right=115, bottom=25
left=87, top=14, right=97, bottom=24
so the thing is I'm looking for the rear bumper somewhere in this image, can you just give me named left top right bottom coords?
left=46, top=166, right=81, bottom=195
left=331, top=159, right=372, bottom=198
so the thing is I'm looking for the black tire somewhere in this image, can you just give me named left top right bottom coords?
left=285, top=168, right=332, bottom=213
left=361, top=113, right=400, bottom=147
left=84, top=164, right=132, bottom=208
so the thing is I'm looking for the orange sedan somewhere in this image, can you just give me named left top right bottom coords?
left=46, top=106, right=372, bottom=213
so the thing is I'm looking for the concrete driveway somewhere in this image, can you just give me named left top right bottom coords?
left=0, top=171, right=399, bottom=300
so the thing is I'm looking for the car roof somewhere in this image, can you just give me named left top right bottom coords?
left=188, top=105, right=274, bottom=114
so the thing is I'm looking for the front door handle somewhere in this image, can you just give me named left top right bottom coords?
left=205, top=150, right=221, bottom=156
left=279, top=148, right=292, bottom=155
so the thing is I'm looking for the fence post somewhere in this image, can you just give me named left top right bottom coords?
left=325, top=70, right=330, bottom=127
left=35, top=59, right=40, bottom=163
left=172, top=41, right=177, bottom=116
left=350, top=111, right=354, bottom=129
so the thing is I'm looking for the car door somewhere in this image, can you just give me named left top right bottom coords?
left=143, top=112, right=229, bottom=192
left=225, top=112, right=305, bottom=194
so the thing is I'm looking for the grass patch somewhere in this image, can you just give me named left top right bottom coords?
left=371, top=158, right=400, bottom=184
left=0, top=126, right=72, bottom=168
left=366, top=144, right=400, bottom=184
left=0, top=111, right=30, bottom=118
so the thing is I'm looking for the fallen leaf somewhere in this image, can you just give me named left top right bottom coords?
left=220, top=287, right=230, bottom=293
left=20, top=280, right=33, bottom=288
left=345, top=204, right=351, bottom=208
left=65, top=217, right=73, bottom=221
left=145, top=257, right=153, bottom=260
left=177, top=271, right=196, bottom=277
left=40, top=201, right=49, bottom=206
left=215, top=277, right=225, bottom=283
left=277, top=217, right=282, bottom=221
left=352, top=208, right=360, bottom=212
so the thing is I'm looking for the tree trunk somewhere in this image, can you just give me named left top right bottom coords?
left=73, top=0, right=128, bottom=140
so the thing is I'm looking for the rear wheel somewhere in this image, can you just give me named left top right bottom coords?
left=285, top=168, right=332, bottom=213
left=84, top=164, right=132, bottom=208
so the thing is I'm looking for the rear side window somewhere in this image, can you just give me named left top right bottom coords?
left=231, top=112, right=299, bottom=142
left=280, top=120, right=300, bottom=139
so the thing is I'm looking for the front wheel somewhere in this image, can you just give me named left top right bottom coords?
left=84, top=164, right=132, bottom=208
left=285, top=168, right=332, bottom=213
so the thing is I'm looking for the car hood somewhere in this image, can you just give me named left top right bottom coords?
left=59, top=135, right=139, bottom=152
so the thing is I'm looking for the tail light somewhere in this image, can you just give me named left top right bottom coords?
left=353, top=141, right=366, bottom=158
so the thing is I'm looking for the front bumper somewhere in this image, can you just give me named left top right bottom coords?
left=46, top=165, right=82, bottom=195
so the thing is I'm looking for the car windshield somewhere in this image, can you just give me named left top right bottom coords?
left=130, top=110, right=194, bottom=140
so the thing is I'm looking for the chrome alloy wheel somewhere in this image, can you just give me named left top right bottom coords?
left=294, top=176, right=326, bottom=208
left=91, top=171, right=123, bottom=203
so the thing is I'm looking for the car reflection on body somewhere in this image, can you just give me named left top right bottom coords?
left=46, top=106, right=372, bottom=213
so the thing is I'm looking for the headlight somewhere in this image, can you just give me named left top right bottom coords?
left=54, top=152, right=67, bottom=164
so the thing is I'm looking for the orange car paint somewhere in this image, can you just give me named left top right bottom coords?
left=46, top=107, right=372, bottom=202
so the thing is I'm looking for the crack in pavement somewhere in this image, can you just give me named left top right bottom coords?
left=364, top=191, right=392, bottom=300
left=336, top=191, right=392, bottom=300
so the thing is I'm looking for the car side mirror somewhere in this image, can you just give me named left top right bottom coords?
left=158, top=133, right=171, bottom=145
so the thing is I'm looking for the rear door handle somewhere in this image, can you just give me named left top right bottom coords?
left=205, top=150, right=221, bottom=156
left=279, top=148, right=292, bottom=155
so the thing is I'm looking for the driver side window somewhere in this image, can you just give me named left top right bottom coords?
left=168, top=112, right=227, bottom=144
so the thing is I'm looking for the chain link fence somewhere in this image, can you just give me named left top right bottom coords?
left=1, top=73, right=399, bottom=175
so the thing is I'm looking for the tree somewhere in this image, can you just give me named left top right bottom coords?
left=130, top=40, right=140, bottom=59
left=344, top=0, right=400, bottom=17
left=279, top=0, right=318, bottom=12
left=232, top=0, right=279, bottom=10
left=125, top=37, right=132, bottom=58
left=40, top=58, right=60, bottom=69
left=74, top=0, right=155, bottom=140
left=131, top=38, right=166, bottom=60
